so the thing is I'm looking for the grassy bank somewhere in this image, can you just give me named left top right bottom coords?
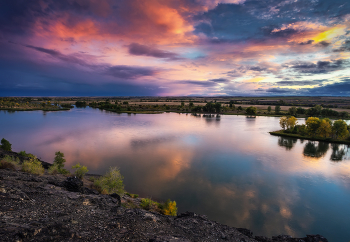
left=269, top=130, right=350, bottom=145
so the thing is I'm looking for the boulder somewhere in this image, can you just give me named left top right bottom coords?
left=62, top=177, right=83, bottom=193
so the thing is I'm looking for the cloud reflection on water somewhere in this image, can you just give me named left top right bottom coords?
left=1, top=110, right=350, bottom=240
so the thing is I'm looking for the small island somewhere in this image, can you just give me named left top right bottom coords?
left=270, top=116, right=350, bottom=145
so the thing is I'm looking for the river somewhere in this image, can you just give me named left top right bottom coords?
left=1, top=107, right=349, bottom=241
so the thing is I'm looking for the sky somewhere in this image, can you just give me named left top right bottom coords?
left=0, top=0, right=350, bottom=97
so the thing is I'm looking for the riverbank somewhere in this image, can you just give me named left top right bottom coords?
left=0, top=148, right=329, bottom=242
left=270, top=130, right=350, bottom=145
left=0, top=107, right=71, bottom=112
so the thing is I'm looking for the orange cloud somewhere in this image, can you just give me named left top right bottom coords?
left=244, top=77, right=265, bottom=82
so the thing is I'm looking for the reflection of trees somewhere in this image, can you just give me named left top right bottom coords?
left=278, top=137, right=297, bottom=150
left=203, top=114, right=220, bottom=126
left=330, top=144, right=347, bottom=162
left=303, top=141, right=329, bottom=158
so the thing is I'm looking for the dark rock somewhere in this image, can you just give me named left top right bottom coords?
left=238, top=228, right=253, bottom=238
left=0, top=167, right=329, bottom=242
left=177, top=211, right=197, bottom=218
left=82, top=187, right=99, bottom=195
left=305, top=234, right=328, bottom=242
left=110, top=193, right=121, bottom=206
left=272, top=235, right=292, bottom=241
left=149, top=235, right=191, bottom=242
left=255, top=236, right=272, bottom=242
left=62, top=176, right=83, bottom=193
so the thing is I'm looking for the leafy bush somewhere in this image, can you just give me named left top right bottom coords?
left=0, top=155, right=20, bottom=170
left=163, top=199, right=177, bottom=216
left=94, top=167, right=124, bottom=195
left=21, top=157, right=44, bottom=175
left=0, top=138, right=12, bottom=151
left=72, top=163, right=88, bottom=179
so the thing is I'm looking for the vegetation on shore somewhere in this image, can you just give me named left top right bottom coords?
left=270, top=116, right=350, bottom=144
left=0, top=97, right=71, bottom=111
left=0, top=139, right=178, bottom=216
left=1, top=97, right=350, bottom=120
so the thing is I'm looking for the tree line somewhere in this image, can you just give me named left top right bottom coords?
left=279, top=116, right=350, bottom=140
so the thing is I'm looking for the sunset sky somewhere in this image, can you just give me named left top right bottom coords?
left=1, top=0, right=350, bottom=96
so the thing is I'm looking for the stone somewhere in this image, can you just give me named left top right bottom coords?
left=62, top=176, right=83, bottom=193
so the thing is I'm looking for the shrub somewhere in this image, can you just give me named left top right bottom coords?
left=94, top=167, right=124, bottom=195
left=163, top=199, right=178, bottom=216
left=19, top=151, right=36, bottom=159
left=48, top=163, right=70, bottom=175
left=140, top=198, right=156, bottom=210
left=72, top=163, right=88, bottom=179
left=50, top=151, right=69, bottom=174
left=0, top=138, right=12, bottom=151
left=0, top=155, right=20, bottom=170
left=21, top=157, right=44, bottom=175
left=125, top=192, right=139, bottom=198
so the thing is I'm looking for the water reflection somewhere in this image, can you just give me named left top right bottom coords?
left=278, top=137, right=298, bottom=150
left=330, top=144, right=348, bottom=162
left=303, top=141, right=329, bottom=158
left=1, top=109, right=350, bottom=241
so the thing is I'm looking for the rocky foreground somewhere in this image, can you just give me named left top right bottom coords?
left=0, top=151, right=328, bottom=242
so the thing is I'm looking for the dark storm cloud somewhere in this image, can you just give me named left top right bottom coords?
left=24, top=44, right=158, bottom=79
left=0, top=1, right=44, bottom=35
left=194, top=0, right=350, bottom=42
left=333, top=40, right=350, bottom=52
left=24, top=44, right=92, bottom=67
left=265, top=87, right=293, bottom=93
left=104, top=65, right=156, bottom=79
left=298, top=40, right=314, bottom=45
left=180, top=80, right=217, bottom=87
left=180, top=78, right=231, bottom=87
left=248, top=66, right=267, bottom=72
left=275, top=79, right=326, bottom=86
left=127, top=43, right=180, bottom=60
left=209, top=78, right=229, bottom=83
left=289, top=59, right=346, bottom=74
left=303, top=80, right=350, bottom=95
left=316, top=41, right=331, bottom=47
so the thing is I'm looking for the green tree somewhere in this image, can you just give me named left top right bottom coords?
left=332, top=120, right=349, bottom=139
left=279, top=116, right=288, bottom=130
left=181, top=101, right=185, bottom=107
left=288, top=106, right=297, bottom=116
left=214, top=103, right=221, bottom=113
left=53, top=151, right=66, bottom=170
left=50, top=151, right=69, bottom=174
left=72, top=163, right=89, bottom=179
left=229, top=100, right=235, bottom=108
left=305, top=117, right=321, bottom=136
left=246, top=106, right=257, bottom=115
left=286, top=116, right=298, bottom=130
left=317, top=119, right=332, bottom=138
left=189, top=102, right=194, bottom=108
left=275, top=105, right=281, bottom=114
left=267, top=106, right=272, bottom=113
left=0, top=138, right=12, bottom=151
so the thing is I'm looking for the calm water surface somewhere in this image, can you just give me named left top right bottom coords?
left=1, top=107, right=350, bottom=241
